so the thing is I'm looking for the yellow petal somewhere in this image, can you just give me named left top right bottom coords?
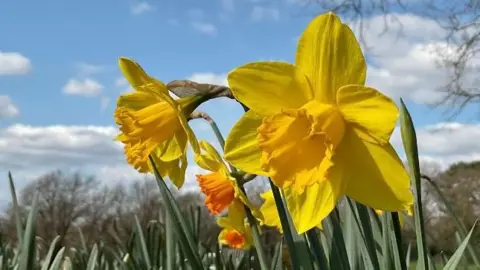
left=217, top=199, right=247, bottom=232
left=259, top=190, right=282, bottom=232
left=194, top=140, right=229, bottom=173
left=118, top=57, right=168, bottom=95
left=156, top=131, right=187, bottom=162
left=227, top=61, right=311, bottom=116
left=117, top=91, right=159, bottom=111
left=337, top=127, right=413, bottom=211
left=224, top=111, right=267, bottom=175
left=150, top=153, right=187, bottom=188
left=295, top=12, right=366, bottom=103
left=284, top=168, right=345, bottom=234
left=337, top=85, right=398, bottom=145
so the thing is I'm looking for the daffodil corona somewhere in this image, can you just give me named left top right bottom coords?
left=224, top=12, right=414, bottom=233
left=194, top=140, right=261, bottom=218
left=114, top=57, right=205, bottom=188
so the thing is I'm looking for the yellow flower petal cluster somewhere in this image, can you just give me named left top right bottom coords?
left=114, top=57, right=204, bottom=188
left=224, top=12, right=414, bottom=234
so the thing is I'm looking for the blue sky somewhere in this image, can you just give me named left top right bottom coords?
left=1, top=0, right=479, bottom=204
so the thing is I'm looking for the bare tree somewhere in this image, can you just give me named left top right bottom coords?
left=19, top=171, right=100, bottom=246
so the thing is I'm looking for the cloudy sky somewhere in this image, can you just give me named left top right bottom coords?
left=0, top=0, right=479, bottom=205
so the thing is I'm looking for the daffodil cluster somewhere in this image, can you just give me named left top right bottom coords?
left=113, top=11, right=414, bottom=248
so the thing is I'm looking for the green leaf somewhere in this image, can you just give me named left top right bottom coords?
left=133, top=215, right=152, bottom=269
left=149, top=156, right=204, bottom=269
left=18, top=192, right=39, bottom=270
left=41, top=235, right=61, bottom=270
left=48, top=247, right=65, bottom=270
left=390, top=212, right=406, bottom=270
left=270, top=241, right=283, bottom=270
left=270, top=180, right=313, bottom=270
left=399, top=99, right=429, bottom=270
left=8, top=172, right=23, bottom=247
left=165, top=214, right=175, bottom=270
left=443, top=221, right=478, bottom=270
left=86, top=244, right=98, bottom=270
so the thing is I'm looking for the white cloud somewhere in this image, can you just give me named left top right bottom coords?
left=131, top=2, right=154, bottom=15
left=221, top=0, right=234, bottom=12
left=187, top=72, right=228, bottom=86
left=0, top=51, right=32, bottom=75
left=192, top=22, right=218, bottom=36
left=0, top=95, right=20, bottom=119
left=251, top=6, right=280, bottom=21
left=63, top=78, right=104, bottom=97
left=347, top=13, right=476, bottom=105
left=0, top=124, right=207, bottom=207
left=390, top=122, right=480, bottom=169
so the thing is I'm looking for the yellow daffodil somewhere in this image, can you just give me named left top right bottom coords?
left=224, top=12, right=413, bottom=234
left=375, top=205, right=414, bottom=227
left=217, top=200, right=253, bottom=250
left=195, top=140, right=261, bottom=218
left=114, top=57, right=206, bottom=188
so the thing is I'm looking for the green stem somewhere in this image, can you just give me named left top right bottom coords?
left=204, top=114, right=269, bottom=270
left=391, top=212, right=407, bottom=270
left=269, top=180, right=302, bottom=270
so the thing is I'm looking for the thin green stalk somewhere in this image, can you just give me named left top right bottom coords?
left=205, top=114, right=269, bottom=270
left=390, top=213, right=407, bottom=270
left=269, top=180, right=302, bottom=270
left=306, top=228, right=329, bottom=270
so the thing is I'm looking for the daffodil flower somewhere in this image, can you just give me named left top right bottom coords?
left=217, top=200, right=253, bottom=250
left=195, top=140, right=261, bottom=218
left=114, top=57, right=205, bottom=188
left=224, top=12, right=413, bottom=233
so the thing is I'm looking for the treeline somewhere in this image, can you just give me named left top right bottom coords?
left=0, top=160, right=479, bottom=257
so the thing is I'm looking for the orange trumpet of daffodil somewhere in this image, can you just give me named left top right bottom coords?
left=217, top=200, right=253, bottom=250
left=195, top=140, right=262, bottom=219
left=223, top=12, right=413, bottom=234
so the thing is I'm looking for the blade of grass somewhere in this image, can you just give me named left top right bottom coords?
left=8, top=172, right=23, bottom=246
left=150, top=156, right=204, bottom=269
left=270, top=240, right=283, bottom=270
left=390, top=213, right=406, bottom=270
left=18, top=192, right=39, bottom=270
left=399, top=99, right=429, bottom=270
left=306, top=228, right=329, bottom=270
left=355, top=203, right=381, bottom=270
left=381, top=213, right=393, bottom=270
left=48, top=247, right=65, bottom=270
left=86, top=244, right=98, bottom=270
left=134, top=215, right=152, bottom=269
left=41, top=235, right=61, bottom=270
left=166, top=214, right=175, bottom=270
